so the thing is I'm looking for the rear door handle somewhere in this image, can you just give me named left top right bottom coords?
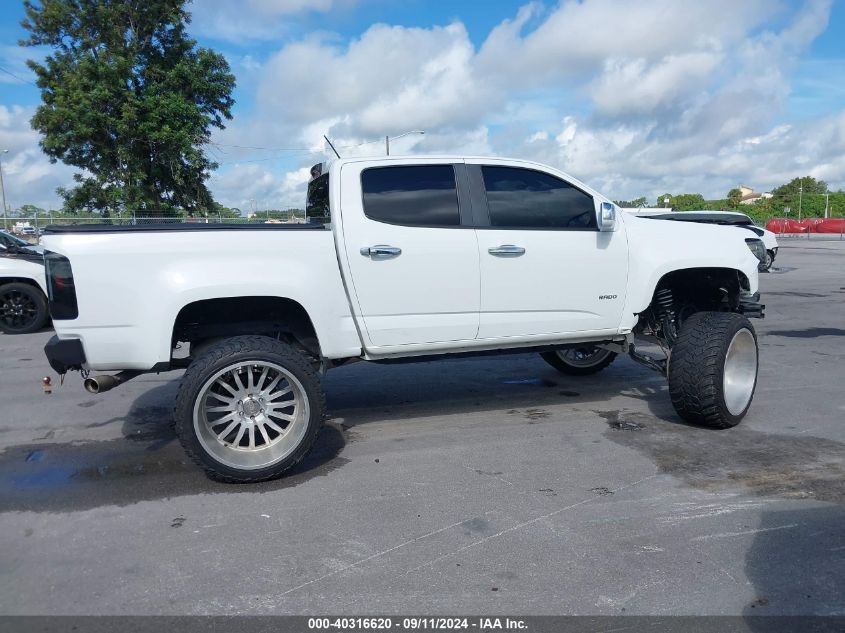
left=360, top=245, right=402, bottom=259
left=488, top=245, right=525, bottom=257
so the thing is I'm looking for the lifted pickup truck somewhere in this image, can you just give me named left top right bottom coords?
left=42, top=156, right=765, bottom=482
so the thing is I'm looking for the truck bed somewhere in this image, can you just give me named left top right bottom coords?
left=42, top=223, right=326, bottom=234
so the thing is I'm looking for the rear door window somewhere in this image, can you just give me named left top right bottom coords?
left=361, top=165, right=460, bottom=227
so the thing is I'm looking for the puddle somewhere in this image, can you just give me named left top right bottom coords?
left=767, top=327, right=845, bottom=339
left=599, top=409, right=845, bottom=503
left=524, top=408, right=550, bottom=422
left=501, top=377, right=557, bottom=387
left=597, top=410, right=647, bottom=431
left=25, top=450, right=45, bottom=463
left=0, top=424, right=349, bottom=513
left=764, top=291, right=827, bottom=298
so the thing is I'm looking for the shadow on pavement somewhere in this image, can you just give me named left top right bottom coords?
left=0, top=381, right=348, bottom=512
left=743, top=506, right=845, bottom=621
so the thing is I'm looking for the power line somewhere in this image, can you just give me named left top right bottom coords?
left=208, top=142, right=314, bottom=151
left=0, top=64, right=37, bottom=87
left=207, top=136, right=388, bottom=154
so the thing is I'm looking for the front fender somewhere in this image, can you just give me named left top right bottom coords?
left=620, top=214, right=760, bottom=327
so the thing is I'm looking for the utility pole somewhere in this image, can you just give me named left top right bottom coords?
left=825, top=192, right=830, bottom=218
left=0, top=149, right=8, bottom=231
left=798, top=180, right=803, bottom=222
left=385, top=130, right=423, bottom=156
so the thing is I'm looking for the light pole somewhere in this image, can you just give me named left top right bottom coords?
left=0, top=149, right=8, bottom=231
left=798, top=180, right=803, bottom=222
left=385, top=130, right=425, bottom=155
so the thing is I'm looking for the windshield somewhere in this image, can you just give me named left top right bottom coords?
left=0, top=230, right=30, bottom=248
left=306, top=172, right=330, bottom=224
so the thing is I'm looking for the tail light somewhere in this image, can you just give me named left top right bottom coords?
left=44, top=252, right=79, bottom=320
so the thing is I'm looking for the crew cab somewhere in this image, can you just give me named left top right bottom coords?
left=41, top=156, right=765, bottom=482
left=0, top=230, right=49, bottom=334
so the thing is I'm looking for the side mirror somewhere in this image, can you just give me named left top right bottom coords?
left=598, top=201, right=617, bottom=231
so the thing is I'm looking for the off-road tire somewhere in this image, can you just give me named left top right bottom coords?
left=540, top=347, right=617, bottom=376
left=174, top=335, right=325, bottom=483
left=668, top=312, right=758, bottom=429
left=0, top=282, right=49, bottom=334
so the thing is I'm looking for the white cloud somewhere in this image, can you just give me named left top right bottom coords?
left=589, top=52, right=723, bottom=116
left=5, top=0, right=842, bottom=211
left=206, top=0, right=838, bottom=208
left=0, top=105, right=75, bottom=212
left=189, top=0, right=358, bottom=43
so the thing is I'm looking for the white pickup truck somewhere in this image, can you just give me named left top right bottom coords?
left=42, top=156, right=765, bottom=482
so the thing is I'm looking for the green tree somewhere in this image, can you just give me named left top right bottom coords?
left=661, top=193, right=706, bottom=211
left=772, top=176, right=828, bottom=197
left=209, top=202, right=241, bottom=219
left=727, top=188, right=742, bottom=208
left=613, top=196, right=648, bottom=208
left=21, top=0, right=235, bottom=216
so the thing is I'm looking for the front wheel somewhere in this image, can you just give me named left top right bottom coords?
left=668, top=312, right=758, bottom=429
left=540, top=346, right=617, bottom=376
left=760, top=250, right=774, bottom=272
left=174, top=335, right=325, bottom=482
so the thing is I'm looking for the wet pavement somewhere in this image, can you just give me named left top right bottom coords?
left=0, top=241, right=844, bottom=615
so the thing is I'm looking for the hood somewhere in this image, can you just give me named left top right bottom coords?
left=0, top=244, right=45, bottom=262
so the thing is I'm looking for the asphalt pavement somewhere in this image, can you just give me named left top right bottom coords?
left=1, top=240, right=844, bottom=615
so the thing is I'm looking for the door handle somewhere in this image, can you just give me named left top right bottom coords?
left=488, top=245, right=525, bottom=257
left=360, top=245, right=402, bottom=259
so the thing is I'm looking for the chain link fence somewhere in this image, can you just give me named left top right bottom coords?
left=2, top=211, right=309, bottom=241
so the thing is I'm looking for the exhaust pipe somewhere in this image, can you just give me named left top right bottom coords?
left=83, top=371, right=142, bottom=394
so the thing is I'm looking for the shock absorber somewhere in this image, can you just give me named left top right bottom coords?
left=655, top=288, right=678, bottom=345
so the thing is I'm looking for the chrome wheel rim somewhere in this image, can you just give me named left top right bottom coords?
left=557, top=347, right=612, bottom=368
left=723, top=328, right=757, bottom=416
left=193, top=361, right=310, bottom=470
left=0, top=289, right=38, bottom=331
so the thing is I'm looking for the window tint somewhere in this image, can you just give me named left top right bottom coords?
left=306, top=172, right=330, bottom=224
left=362, top=165, right=460, bottom=226
left=482, top=166, right=596, bottom=229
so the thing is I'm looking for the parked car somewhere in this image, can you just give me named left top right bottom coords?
left=42, top=156, right=765, bottom=482
left=632, top=210, right=779, bottom=271
left=0, top=230, right=49, bottom=334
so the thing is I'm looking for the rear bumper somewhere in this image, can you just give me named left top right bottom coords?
left=44, top=335, right=86, bottom=374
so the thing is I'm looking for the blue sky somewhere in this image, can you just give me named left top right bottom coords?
left=1, top=0, right=844, bottom=211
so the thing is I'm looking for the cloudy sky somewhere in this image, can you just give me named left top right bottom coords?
left=1, top=0, right=844, bottom=212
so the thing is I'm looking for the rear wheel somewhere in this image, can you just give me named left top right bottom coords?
left=0, top=282, right=48, bottom=334
left=174, top=335, right=325, bottom=482
left=668, top=312, right=758, bottom=428
left=540, top=346, right=617, bottom=376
